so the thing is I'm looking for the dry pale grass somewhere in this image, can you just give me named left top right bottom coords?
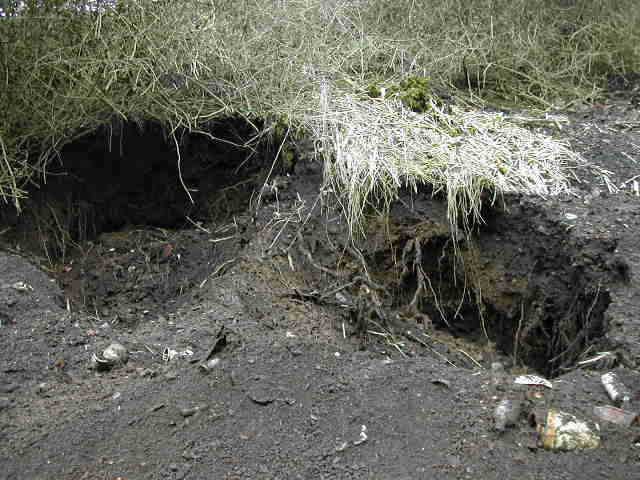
left=304, top=83, right=581, bottom=238
left=0, top=0, right=637, bottom=236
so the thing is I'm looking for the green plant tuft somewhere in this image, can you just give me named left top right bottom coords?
left=387, top=76, right=434, bottom=113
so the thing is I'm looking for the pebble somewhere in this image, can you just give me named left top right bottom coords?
left=200, top=358, right=221, bottom=372
left=1, top=382, right=19, bottom=394
left=0, top=397, right=11, bottom=410
left=180, top=405, right=208, bottom=418
left=103, top=343, right=128, bottom=364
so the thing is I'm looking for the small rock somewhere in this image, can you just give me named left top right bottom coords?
left=103, top=343, right=128, bottom=364
left=1, top=382, right=19, bottom=394
left=137, top=368, right=156, bottom=378
left=199, top=358, right=221, bottom=372
left=431, top=378, right=451, bottom=389
left=182, top=450, right=196, bottom=461
left=180, top=404, right=208, bottom=418
left=491, top=362, right=505, bottom=388
left=35, top=382, right=47, bottom=395
left=247, top=385, right=275, bottom=405
left=10, top=281, right=32, bottom=292
left=0, top=397, right=11, bottom=410
left=564, top=213, right=578, bottom=221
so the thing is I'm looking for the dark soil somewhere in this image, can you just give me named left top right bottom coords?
left=1, top=93, right=640, bottom=479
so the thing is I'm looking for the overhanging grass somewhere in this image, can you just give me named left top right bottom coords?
left=1, top=0, right=638, bottom=235
left=305, top=84, right=579, bottom=238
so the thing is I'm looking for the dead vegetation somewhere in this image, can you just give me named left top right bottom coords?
left=2, top=0, right=637, bottom=234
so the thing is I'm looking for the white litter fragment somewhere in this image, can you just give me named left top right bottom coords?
left=163, top=348, right=178, bottom=362
left=514, top=374, right=553, bottom=389
left=354, top=425, right=368, bottom=445
left=163, top=347, right=193, bottom=362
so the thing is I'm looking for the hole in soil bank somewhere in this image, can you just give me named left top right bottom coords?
left=0, top=118, right=275, bottom=260
left=0, top=117, right=286, bottom=319
left=368, top=195, right=620, bottom=377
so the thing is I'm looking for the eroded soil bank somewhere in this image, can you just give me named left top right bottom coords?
left=1, top=98, right=640, bottom=479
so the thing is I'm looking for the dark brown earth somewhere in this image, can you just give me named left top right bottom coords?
left=1, top=92, right=640, bottom=479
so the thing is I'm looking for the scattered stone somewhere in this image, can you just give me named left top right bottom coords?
left=431, top=378, right=451, bottom=389
left=490, top=362, right=505, bottom=389
left=137, top=368, right=156, bottom=378
left=0, top=397, right=11, bottom=410
left=10, top=281, right=32, bottom=292
left=199, top=357, right=221, bottom=372
left=247, top=385, right=275, bottom=405
left=179, top=404, right=208, bottom=418
left=90, top=343, right=128, bottom=371
left=128, top=403, right=165, bottom=426
left=1, top=382, right=19, bottom=394
left=103, top=343, right=128, bottom=364
left=182, top=450, right=196, bottom=461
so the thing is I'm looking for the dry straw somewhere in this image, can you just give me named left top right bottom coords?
left=0, top=0, right=637, bottom=233
left=306, top=83, right=579, bottom=237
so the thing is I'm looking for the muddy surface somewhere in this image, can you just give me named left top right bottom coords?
left=1, top=93, right=640, bottom=479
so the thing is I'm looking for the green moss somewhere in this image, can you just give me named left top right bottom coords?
left=367, top=76, right=450, bottom=114
left=387, top=75, right=434, bottom=113
left=366, top=83, right=382, bottom=98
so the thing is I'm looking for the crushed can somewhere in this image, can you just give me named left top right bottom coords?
left=530, top=408, right=600, bottom=451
